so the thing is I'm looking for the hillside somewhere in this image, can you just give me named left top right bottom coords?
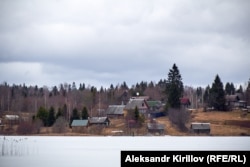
left=1, top=109, right=250, bottom=136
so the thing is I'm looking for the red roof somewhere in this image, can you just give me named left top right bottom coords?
left=180, top=98, right=190, bottom=105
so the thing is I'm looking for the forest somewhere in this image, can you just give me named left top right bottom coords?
left=0, top=73, right=249, bottom=117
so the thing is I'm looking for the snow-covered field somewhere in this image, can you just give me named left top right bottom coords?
left=0, top=136, right=250, bottom=167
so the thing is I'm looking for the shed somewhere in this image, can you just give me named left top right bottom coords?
left=106, top=105, right=125, bottom=118
left=71, top=120, right=89, bottom=133
left=190, top=123, right=210, bottom=134
left=88, top=117, right=110, bottom=126
left=147, top=123, right=165, bottom=135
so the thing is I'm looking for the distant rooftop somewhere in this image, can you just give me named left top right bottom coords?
left=106, top=105, right=125, bottom=115
left=71, top=120, right=88, bottom=127
left=89, top=117, right=109, bottom=124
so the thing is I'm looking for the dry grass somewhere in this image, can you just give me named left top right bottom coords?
left=189, top=109, right=250, bottom=136
left=36, top=110, right=250, bottom=136
left=2, top=109, right=249, bottom=136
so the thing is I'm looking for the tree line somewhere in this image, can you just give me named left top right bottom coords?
left=1, top=63, right=250, bottom=134
left=0, top=64, right=249, bottom=115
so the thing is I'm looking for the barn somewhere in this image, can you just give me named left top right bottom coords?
left=147, top=123, right=165, bottom=135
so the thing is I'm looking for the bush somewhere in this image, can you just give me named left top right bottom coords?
left=168, top=107, right=190, bottom=131
left=52, top=116, right=68, bottom=133
left=17, top=122, right=34, bottom=135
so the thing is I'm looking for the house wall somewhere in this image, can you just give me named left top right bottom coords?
left=72, top=126, right=88, bottom=133
left=107, top=114, right=124, bottom=119
left=191, top=129, right=210, bottom=134
left=190, top=123, right=210, bottom=134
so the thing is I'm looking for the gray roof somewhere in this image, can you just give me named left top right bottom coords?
left=124, top=99, right=148, bottom=110
left=191, top=123, right=210, bottom=130
left=89, top=117, right=109, bottom=124
left=147, top=123, right=165, bottom=130
left=106, top=105, right=125, bottom=115
left=71, top=120, right=88, bottom=127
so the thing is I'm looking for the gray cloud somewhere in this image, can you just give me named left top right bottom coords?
left=0, top=0, right=249, bottom=88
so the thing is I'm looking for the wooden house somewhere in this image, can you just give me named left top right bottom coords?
left=71, top=120, right=88, bottom=133
left=106, top=105, right=125, bottom=118
left=124, top=98, right=149, bottom=115
left=88, top=117, right=110, bottom=126
left=147, top=123, right=165, bottom=135
left=226, top=94, right=246, bottom=109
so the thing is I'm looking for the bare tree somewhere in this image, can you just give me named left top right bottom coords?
left=52, top=116, right=68, bottom=133
left=168, top=107, right=190, bottom=131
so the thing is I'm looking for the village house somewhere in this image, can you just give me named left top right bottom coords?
left=190, top=122, right=211, bottom=134
left=225, top=94, right=247, bottom=110
left=124, top=98, right=149, bottom=116
left=147, top=123, right=165, bottom=135
left=106, top=105, right=125, bottom=118
left=88, top=117, right=110, bottom=126
left=71, top=120, right=89, bottom=133
left=147, top=101, right=165, bottom=118
left=147, top=101, right=162, bottom=111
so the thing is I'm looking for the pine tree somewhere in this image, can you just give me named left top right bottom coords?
left=56, top=107, right=63, bottom=119
left=203, top=85, right=211, bottom=104
left=166, top=63, right=184, bottom=109
left=225, top=82, right=235, bottom=95
left=81, top=107, right=89, bottom=119
left=210, top=75, right=226, bottom=111
left=70, top=108, right=80, bottom=124
left=134, top=106, right=139, bottom=122
left=36, top=107, right=48, bottom=126
left=48, top=106, right=56, bottom=126
left=246, top=78, right=250, bottom=105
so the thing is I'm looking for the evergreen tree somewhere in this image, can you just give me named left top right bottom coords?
left=37, top=106, right=49, bottom=126
left=210, top=75, right=226, bottom=111
left=203, top=85, right=211, bottom=104
left=225, top=82, right=231, bottom=95
left=237, top=85, right=243, bottom=94
left=56, top=107, right=63, bottom=119
left=134, top=106, right=139, bottom=122
left=230, top=83, right=235, bottom=95
left=70, top=108, right=80, bottom=124
left=48, top=106, right=56, bottom=126
left=81, top=106, right=89, bottom=119
left=166, top=63, right=184, bottom=108
left=246, top=78, right=250, bottom=105
left=225, top=82, right=235, bottom=95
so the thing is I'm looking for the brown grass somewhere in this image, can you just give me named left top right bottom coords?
left=189, top=109, right=250, bottom=136
left=2, top=109, right=249, bottom=136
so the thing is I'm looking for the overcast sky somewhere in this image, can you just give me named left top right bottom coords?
left=0, top=0, right=249, bottom=89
